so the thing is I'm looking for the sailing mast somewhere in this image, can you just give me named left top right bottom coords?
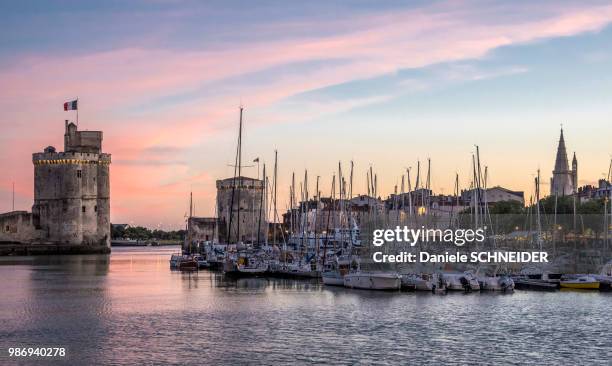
left=302, top=170, right=309, bottom=255
left=272, top=150, right=278, bottom=246
left=314, top=175, right=320, bottom=266
left=257, top=163, right=266, bottom=246
left=226, top=107, right=243, bottom=244
left=322, top=174, right=335, bottom=267
left=535, top=169, right=543, bottom=252
left=406, top=167, right=413, bottom=221
left=349, top=161, right=354, bottom=249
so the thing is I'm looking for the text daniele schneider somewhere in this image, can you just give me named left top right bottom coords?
left=371, top=226, right=548, bottom=264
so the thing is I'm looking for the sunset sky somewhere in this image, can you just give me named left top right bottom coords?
left=1, top=1, right=611, bottom=229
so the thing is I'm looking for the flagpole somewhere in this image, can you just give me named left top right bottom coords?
left=76, top=96, right=79, bottom=128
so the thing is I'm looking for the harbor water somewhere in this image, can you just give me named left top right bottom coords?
left=0, top=247, right=610, bottom=365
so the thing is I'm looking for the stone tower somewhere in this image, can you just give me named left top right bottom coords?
left=31, top=121, right=111, bottom=248
left=550, top=128, right=576, bottom=196
left=216, top=176, right=266, bottom=244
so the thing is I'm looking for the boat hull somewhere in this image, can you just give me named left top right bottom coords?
left=560, top=282, right=599, bottom=289
left=344, top=273, right=401, bottom=290
left=322, top=272, right=344, bottom=286
left=443, top=274, right=480, bottom=291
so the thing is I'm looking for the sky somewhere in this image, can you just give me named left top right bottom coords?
left=1, top=0, right=611, bottom=229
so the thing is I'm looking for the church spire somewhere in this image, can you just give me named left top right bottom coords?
left=551, top=127, right=574, bottom=196
left=554, top=127, right=569, bottom=173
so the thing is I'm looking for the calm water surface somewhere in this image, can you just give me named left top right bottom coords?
left=0, top=247, right=610, bottom=365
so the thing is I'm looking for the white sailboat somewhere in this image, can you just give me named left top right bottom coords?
left=474, top=266, right=515, bottom=292
left=236, top=255, right=268, bottom=275
left=343, top=271, right=401, bottom=290
left=442, top=271, right=480, bottom=291
left=401, top=273, right=444, bottom=291
left=322, top=254, right=359, bottom=286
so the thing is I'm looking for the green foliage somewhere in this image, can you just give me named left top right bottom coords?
left=578, top=198, right=605, bottom=214
left=111, top=224, right=185, bottom=241
left=534, top=196, right=605, bottom=215
left=488, top=200, right=525, bottom=215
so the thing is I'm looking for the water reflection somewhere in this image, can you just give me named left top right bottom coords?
left=0, top=247, right=610, bottom=365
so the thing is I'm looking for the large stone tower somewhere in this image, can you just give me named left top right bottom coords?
left=550, top=128, right=577, bottom=196
left=31, top=121, right=111, bottom=248
left=216, top=176, right=266, bottom=244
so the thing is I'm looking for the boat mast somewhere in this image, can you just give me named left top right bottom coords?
left=257, top=163, right=265, bottom=246
left=188, top=191, right=193, bottom=252
left=226, top=107, right=243, bottom=244
left=324, top=175, right=335, bottom=265
left=535, top=169, right=543, bottom=252
left=606, top=158, right=612, bottom=251
left=349, top=161, right=354, bottom=249
left=303, top=169, right=309, bottom=256
left=452, top=172, right=459, bottom=228
left=426, top=158, right=431, bottom=209
left=237, top=108, right=243, bottom=243
left=291, top=172, right=295, bottom=236
left=406, top=167, right=413, bottom=221
left=314, top=175, right=320, bottom=265
left=272, top=150, right=278, bottom=246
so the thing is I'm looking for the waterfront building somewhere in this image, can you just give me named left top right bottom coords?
left=0, top=121, right=111, bottom=254
left=550, top=128, right=577, bottom=196
left=185, top=216, right=218, bottom=251
left=460, top=186, right=525, bottom=206
left=576, top=179, right=612, bottom=203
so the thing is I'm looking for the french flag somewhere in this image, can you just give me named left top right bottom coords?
left=64, top=100, right=78, bottom=111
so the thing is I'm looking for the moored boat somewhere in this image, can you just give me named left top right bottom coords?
left=560, top=275, right=600, bottom=290
left=193, top=254, right=210, bottom=269
left=343, top=272, right=401, bottom=290
left=322, top=254, right=359, bottom=286
left=401, top=273, right=442, bottom=291
left=442, top=271, right=480, bottom=291
left=170, top=253, right=198, bottom=270
left=322, top=271, right=344, bottom=286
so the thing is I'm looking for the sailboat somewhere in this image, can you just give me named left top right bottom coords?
left=322, top=254, right=359, bottom=286
left=441, top=271, right=480, bottom=291
left=343, top=272, right=402, bottom=290
left=401, top=273, right=445, bottom=292
left=473, top=265, right=514, bottom=292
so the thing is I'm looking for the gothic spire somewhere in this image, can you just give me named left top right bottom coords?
left=554, top=127, right=569, bottom=173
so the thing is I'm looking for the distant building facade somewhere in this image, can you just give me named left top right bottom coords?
left=0, top=121, right=111, bottom=253
left=461, top=186, right=524, bottom=206
left=577, top=179, right=612, bottom=202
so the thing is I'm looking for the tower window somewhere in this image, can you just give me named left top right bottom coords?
left=82, top=206, right=86, bottom=213
left=77, top=170, right=82, bottom=178
left=94, top=205, right=97, bottom=212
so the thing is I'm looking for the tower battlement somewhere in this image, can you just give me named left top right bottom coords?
left=64, top=120, right=103, bottom=154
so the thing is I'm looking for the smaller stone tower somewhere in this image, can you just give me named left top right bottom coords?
left=216, top=176, right=265, bottom=244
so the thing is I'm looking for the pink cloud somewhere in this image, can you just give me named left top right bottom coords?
left=2, top=1, right=612, bottom=226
